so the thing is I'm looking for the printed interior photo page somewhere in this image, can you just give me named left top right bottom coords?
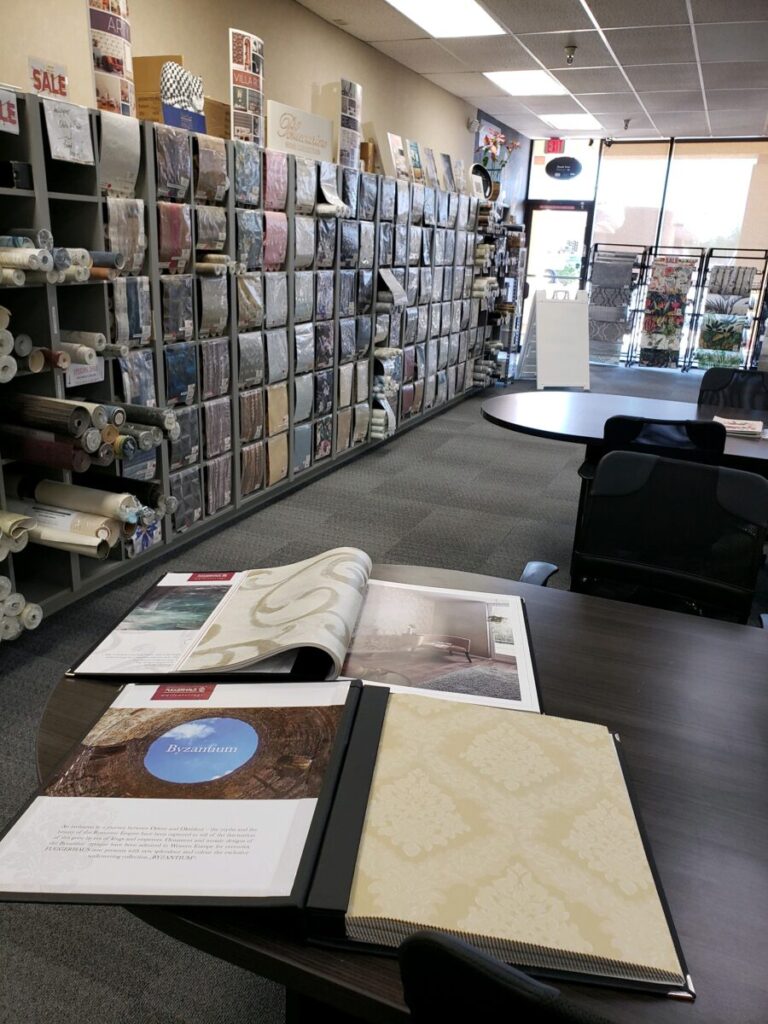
left=342, top=581, right=540, bottom=712
left=74, top=548, right=373, bottom=678
left=0, top=681, right=352, bottom=902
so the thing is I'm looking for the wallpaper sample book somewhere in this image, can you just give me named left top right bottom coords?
left=0, top=686, right=692, bottom=999
left=69, top=553, right=538, bottom=708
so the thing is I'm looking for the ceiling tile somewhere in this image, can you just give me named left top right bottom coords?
left=596, top=113, right=656, bottom=130
left=553, top=67, right=631, bottom=93
left=702, top=61, right=768, bottom=90
left=605, top=26, right=696, bottom=66
left=423, top=72, right=507, bottom=98
left=517, top=30, right=614, bottom=69
left=438, top=34, right=538, bottom=71
left=625, top=63, right=701, bottom=91
left=296, top=0, right=428, bottom=41
left=521, top=95, right=586, bottom=114
left=586, top=0, right=689, bottom=28
left=479, top=0, right=593, bottom=34
left=372, top=39, right=468, bottom=74
left=577, top=93, right=645, bottom=113
left=706, top=89, right=768, bottom=111
left=640, top=91, right=705, bottom=112
left=707, top=110, right=768, bottom=135
left=653, top=113, right=711, bottom=136
left=690, top=0, right=768, bottom=22
left=477, top=97, right=543, bottom=116
left=695, top=22, right=768, bottom=63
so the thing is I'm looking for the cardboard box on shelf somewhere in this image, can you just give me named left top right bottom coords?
left=134, top=55, right=184, bottom=95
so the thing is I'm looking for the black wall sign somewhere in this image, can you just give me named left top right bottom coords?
left=545, top=156, right=582, bottom=180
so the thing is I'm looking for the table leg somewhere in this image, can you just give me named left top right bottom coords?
left=285, top=989, right=368, bottom=1024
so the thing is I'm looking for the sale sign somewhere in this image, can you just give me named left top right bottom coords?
left=0, top=90, right=19, bottom=135
left=28, top=57, right=69, bottom=98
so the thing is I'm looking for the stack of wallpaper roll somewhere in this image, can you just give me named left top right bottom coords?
left=0, top=228, right=126, bottom=287
left=0, top=574, right=43, bottom=643
left=0, top=305, right=52, bottom=382
left=473, top=359, right=495, bottom=387
left=3, top=476, right=164, bottom=560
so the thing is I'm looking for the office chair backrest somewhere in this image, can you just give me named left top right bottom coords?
left=698, top=368, right=768, bottom=410
left=398, top=931, right=616, bottom=1023
left=573, top=451, right=768, bottom=622
left=603, top=415, right=725, bottom=463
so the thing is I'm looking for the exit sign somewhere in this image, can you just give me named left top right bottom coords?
left=545, top=138, right=565, bottom=154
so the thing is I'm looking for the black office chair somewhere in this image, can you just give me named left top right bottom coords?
left=571, top=451, right=768, bottom=623
left=697, top=368, right=768, bottom=410
left=399, top=932, right=615, bottom=1023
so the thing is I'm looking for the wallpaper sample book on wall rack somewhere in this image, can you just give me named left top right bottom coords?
left=68, top=547, right=540, bottom=710
left=0, top=681, right=692, bottom=999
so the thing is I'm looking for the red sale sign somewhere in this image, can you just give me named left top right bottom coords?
left=0, top=90, right=19, bottom=135
left=28, top=57, right=69, bottom=99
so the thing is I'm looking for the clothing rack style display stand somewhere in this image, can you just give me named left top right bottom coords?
left=585, top=243, right=647, bottom=367
left=0, top=93, right=480, bottom=618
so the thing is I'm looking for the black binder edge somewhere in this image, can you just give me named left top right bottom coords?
left=519, top=597, right=545, bottom=715
left=0, top=682, right=363, bottom=910
left=303, top=684, right=390, bottom=938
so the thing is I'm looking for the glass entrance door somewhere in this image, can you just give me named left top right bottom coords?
left=525, top=201, right=593, bottom=300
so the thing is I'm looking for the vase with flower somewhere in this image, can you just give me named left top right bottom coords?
left=473, top=129, right=520, bottom=198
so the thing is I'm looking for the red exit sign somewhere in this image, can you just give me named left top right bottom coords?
left=545, top=138, right=565, bottom=154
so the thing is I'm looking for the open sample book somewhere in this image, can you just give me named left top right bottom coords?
left=0, top=681, right=692, bottom=999
left=69, top=549, right=541, bottom=712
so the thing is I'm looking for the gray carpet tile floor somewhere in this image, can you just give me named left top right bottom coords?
left=0, top=364, right=763, bottom=1023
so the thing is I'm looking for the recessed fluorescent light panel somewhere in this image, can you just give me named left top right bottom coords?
left=541, top=113, right=602, bottom=130
left=384, top=0, right=504, bottom=37
left=484, top=70, right=568, bottom=96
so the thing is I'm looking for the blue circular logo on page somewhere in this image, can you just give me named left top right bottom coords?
left=144, top=717, right=259, bottom=784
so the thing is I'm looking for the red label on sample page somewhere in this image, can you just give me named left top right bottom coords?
left=187, top=572, right=236, bottom=581
left=152, top=685, right=216, bottom=701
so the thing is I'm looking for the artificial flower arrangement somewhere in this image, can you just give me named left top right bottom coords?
left=476, top=129, right=520, bottom=171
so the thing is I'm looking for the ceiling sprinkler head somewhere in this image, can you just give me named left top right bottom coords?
left=564, top=44, right=577, bottom=66
left=623, top=118, right=632, bottom=130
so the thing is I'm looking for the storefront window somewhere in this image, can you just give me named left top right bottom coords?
left=592, top=142, right=669, bottom=247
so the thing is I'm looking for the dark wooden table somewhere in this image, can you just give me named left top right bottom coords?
left=481, top=391, right=768, bottom=464
left=37, top=565, right=768, bottom=1024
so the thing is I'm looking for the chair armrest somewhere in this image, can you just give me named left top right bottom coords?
left=520, top=561, right=559, bottom=587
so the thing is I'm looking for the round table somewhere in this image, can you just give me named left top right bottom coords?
left=481, top=391, right=768, bottom=465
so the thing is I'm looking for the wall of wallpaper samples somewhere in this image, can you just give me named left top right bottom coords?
left=0, top=92, right=481, bottom=617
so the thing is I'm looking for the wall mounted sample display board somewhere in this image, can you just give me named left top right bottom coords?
left=0, top=660, right=693, bottom=1000
left=0, top=93, right=480, bottom=620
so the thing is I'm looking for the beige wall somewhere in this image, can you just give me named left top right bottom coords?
left=0, top=0, right=477, bottom=168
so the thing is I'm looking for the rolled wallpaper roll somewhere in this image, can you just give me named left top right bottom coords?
left=103, top=404, right=127, bottom=427
left=20, top=603, right=43, bottom=630
left=13, top=333, right=33, bottom=356
left=0, top=329, right=13, bottom=355
left=16, top=351, right=45, bottom=373
left=0, top=395, right=89, bottom=436
left=100, top=423, right=118, bottom=445
left=119, top=403, right=177, bottom=432
left=0, top=354, right=16, bottom=382
left=52, top=247, right=72, bottom=270
left=0, top=235, right=34, bottom=249
left=7, top=227, right=53, bottom=250
left=60, top=266, right=90, bottom=283
left=60, top=330, right=107, bottom=352
left=119, top=423, right=156, bottom=450
left=78, top=427, right=103, bottom=454
left=0, top=248, right=53, bottom=270
left=38, top=348, right=71, bottom=370
left=0, top=429, right=91, bottom=472
left=67, top=248, right=93, bottom=268
left=85, top=474, right=169, bottom=514
left=57, top=342, right=97, bottom=366
left=0, top=510, right=34, bottom=542
left=33, top=480, right=142, bottom=523
left=0, top=617, right=23, bottom=640
left=1, top=304, right=13, bottom=328
left=0, top=538, right=8, bottom=562
left=89, top=267, right=117, bottom=282
left=0, top=269, right=24, bottom=286
left=90, top=250, right=125, bottom=270
left=113, top=435, right=137, bottom=460
left=2, top=592, right=25, bottom=615
left=24, top=523, right=109, bottom=559
left=0, top=576, right=12, bottom=600
left=103, top=343, right=130, bottom=358
left=8, top=498, right=122, bottom=548
left=91, top=443, right=116, bottom=467
left=21, top=269, right=62, bottom=284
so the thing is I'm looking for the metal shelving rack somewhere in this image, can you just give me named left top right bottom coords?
left=585, top=242, right=648, bottom=367
left=0, top=93, right=479, bottom=618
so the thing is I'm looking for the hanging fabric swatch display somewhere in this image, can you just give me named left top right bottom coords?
left=359, top=221, right=375, bottom=269
left=170, top=467, right=203, bottom=531
left=339, top=271, right=355, bottom=317
left=106, top=198, right=146, bottom=273
left=336, top=407, right=352, bottom=453
left=236, top=210, right=262, bottom=271
left=240, top=388, right=264, bottom=442
left=315, top=416, right=332, bottom=460
left=639, top=258, right=695, bottom=367
left=203, top=398, right=232, bottom=458
left=118, top=349, right=155, bottom=405
left=158, top=203, right=192, bottom=272
left=205, top=455, right=232, bottom=514
left=339, top=318, right=356, bottom=363
left=698, top=264, right=758, bottom=367
left=198, top=275, right=229, bottom=338
left=237, top=273, right=264, bottom=330
left=293, top=423, right=313, bottom=474
left=709, top=265, right=756, bottom=297
left=318, top=161, right=349, bottom=218
left=295, top=323, right=315, bottom=373
left=238, top=332, right=264, bottom=387
left=294, top=272, right=314, bottom=324
left=315, top=321, right=334, bottom=369
left=241, top=441, right=264, bottom=496
left=265, top=329, right=289, bottom=383
left=315, top=369, right=334, bottom=415
left=357, top=316, right=372, bottom=357
left=161, top=275, right=194, bottom=340
left=356, top=360, right=369, bottom=403
left=266, top=382, right=289, bottom=435
left=264, top=273, right=288, bottom=328
left=263, top=212, right=288, bottom=269
left=316, top=219, right=337, bottom=267
left=264, top=151, right=288, bottom=211
left=99, top=112, right=141, bottom=197
left=316, top=271, right=335, bottom=322
left=112, top=276, right=151, bottom=344
left=169, top=406, right=200, bottom=469
left=295, top=158, right=317, bottom=215
left=155, top=125, right=191, bottom=200
left=294, top=373, right=314, bottom=423
left=294, top=216, right=316, bottom=269
left=359, top=173, right=378, bottom=221
left=588, top=252, right=636, bottom=364
left=195, top=206, right=227, bottom=251
left=194, top=135, right=230, bottom=202
left=266, top=433, right=288, bottom=486
left=164, top=342, right=197, bottom=405
left=234, top=140, right=261, bottom=207
left=201, top=338, right=230, bottom=399
left=342, top=169, right=360, bottom=218
left=340, top=221, right=359, bottom=268
left=338, top=363, right=354, bottom=407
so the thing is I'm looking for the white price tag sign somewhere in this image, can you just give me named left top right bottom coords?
left=0, top=90, right=20, bottom=135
